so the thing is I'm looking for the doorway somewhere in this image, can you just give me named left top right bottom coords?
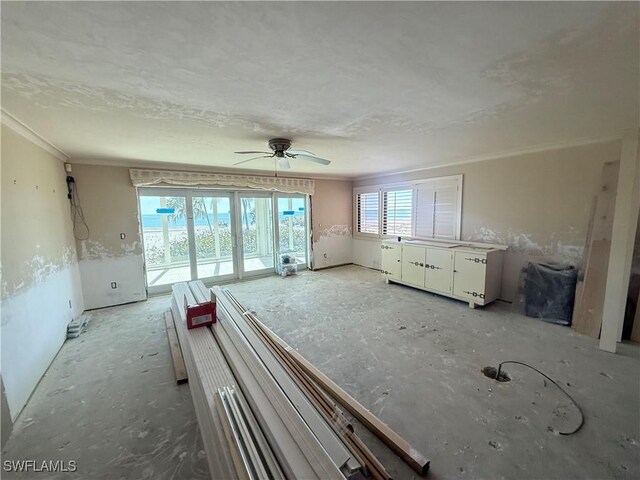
left=138, top=188, right=309, bottom=294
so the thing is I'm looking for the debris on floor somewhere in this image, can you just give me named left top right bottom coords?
left=66, top=315, right=88, bottom=339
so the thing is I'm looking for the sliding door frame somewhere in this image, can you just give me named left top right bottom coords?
left=138, top=187, right=310, bottom=295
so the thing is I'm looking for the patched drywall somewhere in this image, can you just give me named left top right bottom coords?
left=1, top=124, right=84, bottom=420
left=1, top=266, right=83, bottom=418
left=79, top=256, right=146, bottom=309
left=71, top=164, right=147, bottom=309
left=311, top=180, right=353, bottom=268
left=353, top=140, right=622, bottom=301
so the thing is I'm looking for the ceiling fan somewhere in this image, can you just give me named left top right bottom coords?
left=233, top=138, right=331, bottom=170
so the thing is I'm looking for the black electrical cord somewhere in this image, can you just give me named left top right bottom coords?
left=496, top=360, right=584, bottom=436
left=68, top=178, right=90, bottom=240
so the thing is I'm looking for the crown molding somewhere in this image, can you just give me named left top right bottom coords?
left=1, top=109, right=69, bottom=161
left=353, top=134, right=623, bottom=182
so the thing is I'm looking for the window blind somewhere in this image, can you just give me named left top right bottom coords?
left=382, top=189, right=413, bottom=235
left=356, top=191, right=380, bottom=235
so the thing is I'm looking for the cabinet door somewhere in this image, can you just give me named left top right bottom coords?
left=381, top=243, right=402, bottom=279
left=425, top=248, right=453, bottom=294
left=401, top=245, right=426, bottom=287
left=453, top=252, right=487, bottom=302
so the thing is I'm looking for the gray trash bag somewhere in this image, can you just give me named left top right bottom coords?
left=524, top=262, right=578, bottom=325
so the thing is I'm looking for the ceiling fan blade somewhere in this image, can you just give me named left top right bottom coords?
left=234, top=151, right=271, bottom=155
left=293, top=154, right=331, bottom=165
left=278, top=157, right=291, bottom=170
left=234, top=155, right=271, bottom=166
left=287, top=149, right=316, bottom=156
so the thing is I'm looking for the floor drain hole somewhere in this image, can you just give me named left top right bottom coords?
left=482, top=366, right=511, bottom=382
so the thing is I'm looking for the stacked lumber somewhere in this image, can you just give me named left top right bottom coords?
left=164, top=311, right=187, bottom=384
left=171, top=282, right=282, bottom=480
left=171, top=280, right=430, bottom=480
left=217, top=287, right=430, bottom=477
left=573, top=161, right=619, bottom=337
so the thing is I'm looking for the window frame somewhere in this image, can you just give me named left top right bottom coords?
left=353, top=187, right=381, bottom=238
left=353, top=174, right=463, bottom=241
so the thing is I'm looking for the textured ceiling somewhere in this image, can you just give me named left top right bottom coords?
left=1, top=1, right=638, bottom=178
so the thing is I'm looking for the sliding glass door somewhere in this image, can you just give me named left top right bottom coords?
left=192, top=194, right=236, bottom=280
left=139, top=188, right=308, bottom=294
left=275, top=194, right=308, bottom=265
left=238, top=194, right=275, bottom=276
left=139, top=193, right=192, bottom=288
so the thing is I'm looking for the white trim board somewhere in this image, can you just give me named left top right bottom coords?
left=1, top=109, right=69, bottom=161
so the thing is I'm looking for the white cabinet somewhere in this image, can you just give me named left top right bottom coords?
left=425, top=248, right=453, bottom=294
left=382, top=240, right=504, bottom=308
left=380, top=242, right=402, bottom=280
left=401, top=245, right=426, bottom=287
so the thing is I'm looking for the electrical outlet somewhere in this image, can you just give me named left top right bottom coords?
left=111, top=282, right=117, bottom=289
left=120, top=233, right=126, bottom=240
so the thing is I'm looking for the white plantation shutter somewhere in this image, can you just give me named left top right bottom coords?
left=433, top=179, right=459, bottom=239
left=353, top=175, right=461, bottom=240
left=413, top=176, right=461, bottom=240
left=414, top=183, right=435, bottom=238
left=356, top=190, right=380, bottom=235
left=382, top=189, right=413, bottom=236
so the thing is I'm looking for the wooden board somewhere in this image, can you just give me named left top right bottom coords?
left=171, top=284, right=237, bottom=480
left=213, top=288, right=354, bottom=473
left=572, top=196, right=597, bottom=324
left=573, top=240, right=611, bottom=337
left=213, top=311, right=344, bottom=480
left=164, top=311, right=188, bottom=384
left=573, top=161, right=619, bottom=337
left=231, top=294, right=430, bottom=476
left=219, top=288, right=391, bottom=480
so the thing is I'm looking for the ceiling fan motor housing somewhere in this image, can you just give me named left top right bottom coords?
left=269, top=138, right=292, bottom=157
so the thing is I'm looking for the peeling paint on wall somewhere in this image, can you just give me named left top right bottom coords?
left=467, top=227, right=584, bottom=266
left=79, top=239, right=141, bottom=261
left=312, top=224, right=353, bottom=269
left=0, top=246, right=78, bottom=300
left=319, top=224, right=352, bottom=238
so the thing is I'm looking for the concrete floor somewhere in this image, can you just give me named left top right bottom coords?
left=3, top=265, right=639, bottom=479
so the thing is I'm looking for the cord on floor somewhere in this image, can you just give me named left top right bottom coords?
left=496, top=360, right=585, bottom=435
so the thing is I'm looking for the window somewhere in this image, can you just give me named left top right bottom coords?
left=355, top=190, right=380, bottom=235
left=382, top=189, right=413, bottom=235
left=353, top=175, right=462, bottom=240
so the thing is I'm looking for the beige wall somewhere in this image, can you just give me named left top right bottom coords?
left=71, top=165, right=143, bottom=259
left=354, top=140, right=622, bottom=300
left=70, top=164, right=146, bottom=309
left=311, top=179, right=353, bottom=268
left=1, top=125, right=78, bottom=295
left=68, top=166, right=352, bottom=294
left=1, top=124, right=83, bottom=420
